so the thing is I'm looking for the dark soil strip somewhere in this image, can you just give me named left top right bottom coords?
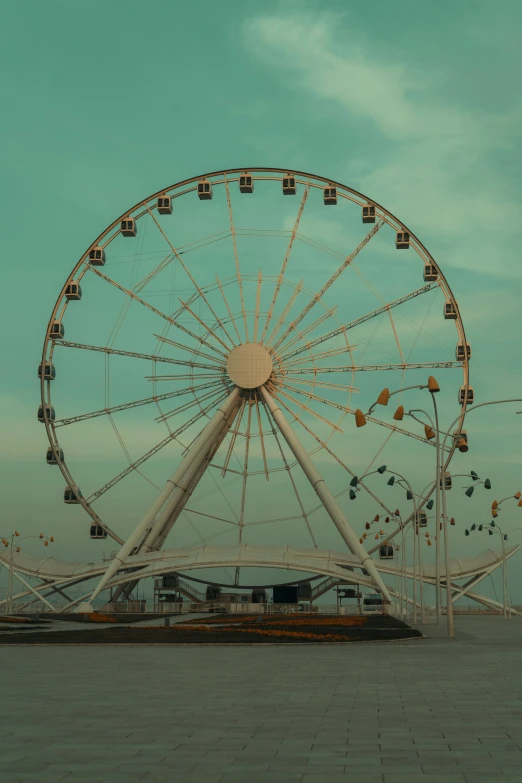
left=0, top=626, right=421, bottom=645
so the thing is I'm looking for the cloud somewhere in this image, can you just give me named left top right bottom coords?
left=242, top=9, right=522, bottom=280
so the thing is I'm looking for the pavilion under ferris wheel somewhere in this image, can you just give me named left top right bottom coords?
left=35, top=167, right=472, bottom=609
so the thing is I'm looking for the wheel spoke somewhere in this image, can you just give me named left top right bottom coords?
left=153, top=334, right=226, bottom=365
left=270, top=220, right=384, bottom=352
left=260, top=395, right=317, bottom=548
left=57, top=341, right=226, bottom=373
left=273, top=395, right=396, bottom=518
left=86, top=391, right=229, bottom=503
left=269, top=384, right=343, bottom=433
left=261, top=184, right=310, bottom=342
left=238, top=397, right=253, bottom=544
left=283, top=360, right=463, bottom=375
left=86, top=266, right=229, bottom=359
left=177, top=298, right=230, bottom=355
left=54, top=380, right=225, bottom=427
left=278, top=381, right=356, bottom=415
left=253, top=271, right=262, bottom=343
left=224, top=174, right=249, bottom=341
left=155, top=384, right=232, bottom=424
left=265, top=281, right=304, bottom=347
left=216, top=274, right=242, bottom=343
left=280, top=283, right=438, bottom=362
left=148, top=208, right=236, bottom=348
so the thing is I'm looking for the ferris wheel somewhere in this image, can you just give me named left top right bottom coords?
left=38, top=167, right=470, bottom=595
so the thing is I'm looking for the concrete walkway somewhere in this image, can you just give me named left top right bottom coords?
left=1, top=615, right=522, bottom=782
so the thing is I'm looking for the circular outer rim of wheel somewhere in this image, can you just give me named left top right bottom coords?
left=40, top=167, right=470, bottom=549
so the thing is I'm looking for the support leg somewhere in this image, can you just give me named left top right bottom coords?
left=260, top=386, right=392, bottom=603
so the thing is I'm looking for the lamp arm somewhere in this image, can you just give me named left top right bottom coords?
left=366, top=384, right=426, bottom=416
left=440, top=399, right=522, bottom=455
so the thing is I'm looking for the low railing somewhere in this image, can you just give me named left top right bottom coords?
left=151, top=602, right=362, bottom=615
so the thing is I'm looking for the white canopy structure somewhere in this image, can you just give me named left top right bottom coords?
left=1, top=543, right=518, bottom=616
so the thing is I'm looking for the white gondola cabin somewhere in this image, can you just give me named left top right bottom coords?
left=440, top=472, right=452, bottom=490
left=239, top=173, right=254, bottom=193
left=396, top=231, right=410, bottom=249
left=49, top=320, right=65, bottom=340
left=37, top=404, right=55, bottom=423
left=459, top=386, right=474, bottom=406
left=424, top=264, right=438, bottom=282
left=323, top=186, right=337, bottom=205
left=416, top=511, right=428, bottom=528
left=157, top=195, right=172, bottom=214
left=38, top=362, right=56, bottom=381
left=121, top=218, right=137, bottom=237
left=282, top=175, right=296, bottom=195
left=65, top=281, right=82, bottom=300
left=456, top=342, right=471, bottom=361
left=379, top=545, right=394, bottom=560
left=444, top=300, right=457, bottom=319
left=90, top=525, right=107, bottom=539
left=197, top=179, right=212, bottom=200
left=88, top=246, right=105, bottom=266
left=46, top=447, right=64, bottom=465
left=362, top=204, right=376, bottom=223
left=64, top=487, right=82, bottom=504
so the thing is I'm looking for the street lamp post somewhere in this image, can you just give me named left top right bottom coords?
left=356, top=386, right=522, bottom=639
left=466, top=492, right=522, bottom=619
left=1, top=532, right=55, bottom=615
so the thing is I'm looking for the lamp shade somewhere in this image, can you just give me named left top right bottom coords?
left=395, top=509, right=400, bottom=517
left=427, top=499, right=434, bottom=510
left=492, top=500, right=498, bottom=509
left=471, top=524, right=476, bottom=530
left=470, top=471, right=479, bottom=481
left=406, top=490, right=413, bottom=500
left=478, top=525, right=483, bottom=531
left=349, top=489, right=357, bottom=500
left=376, top=388, right=390, bottom=406
left=427, top=376, right=440, bottom=393
left=424, top=425, right=435, bottom=440
left=490, top=521, right=495, bottom=527
left=355, top=409, right=367, bottom=428
left=504, top=534, right=508, bottom=541
left=373, top=514, right=380, bottom=522
left=518, top=498, right=522, bottom=507
left=393, top=405, right=404, bottom=421
left=515, top=491, right=521, bottom=499
left=465, top=529, right=469, bottom=536
left=465, top=486, right=474, bottom=498
left=350, top=475, right=358, bottom=487
left=365, top=522, right=370, bottom=530
left=450, top=518, right=455, bottom=526
left=484, top=479, right=492, bottom=490
left=387, top=476, right=395, bottom=486
left=489, top=529, right=494, bottom=535
left=377, top=465, right=387, bottom=474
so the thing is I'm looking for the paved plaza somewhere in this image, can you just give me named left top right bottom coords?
left=2, top=616, right=522, bottom=783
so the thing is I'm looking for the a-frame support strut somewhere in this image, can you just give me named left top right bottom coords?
left=77, top=388, right=240, bottom=611
left=259, top=385, right=392, bottom=603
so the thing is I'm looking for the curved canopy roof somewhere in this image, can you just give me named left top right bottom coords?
left=1, top=543, right=518, bottom=586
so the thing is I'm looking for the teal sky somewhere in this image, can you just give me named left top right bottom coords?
left=1, top=0, right=521, bottom=605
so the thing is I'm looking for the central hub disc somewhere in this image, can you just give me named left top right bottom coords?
left=226, top=343, right=273, bottom=389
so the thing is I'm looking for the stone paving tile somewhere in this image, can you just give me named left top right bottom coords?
left=2, top=616, right=522, bottom=781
